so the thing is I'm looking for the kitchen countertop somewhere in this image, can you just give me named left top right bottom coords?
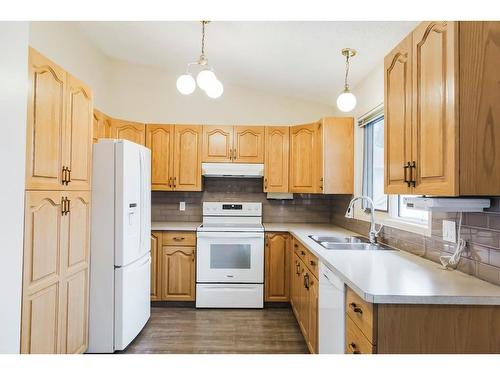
left=152, top=221, right=201, bottom=231
left=264, top=222, right=500, bottom=305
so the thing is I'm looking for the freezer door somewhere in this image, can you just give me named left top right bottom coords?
left=115, top=141, right=149, bottom=266
left=114, top=253, right=151, bottom=351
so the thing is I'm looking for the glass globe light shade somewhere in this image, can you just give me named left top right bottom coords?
left=205, top=80, right=224, bottom=99
left=336, top=90, right=357, bottom=112
left=196, top=69, right=217, bottom=91
left=176, top=74, right=195, bottom=95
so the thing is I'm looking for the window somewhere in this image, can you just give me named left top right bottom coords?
left=359, top=105, right=429, bottom=231
left=362, top=115, right=388, bottom=211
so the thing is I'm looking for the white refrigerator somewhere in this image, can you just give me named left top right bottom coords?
left=88, top=139, right=151, bottom=353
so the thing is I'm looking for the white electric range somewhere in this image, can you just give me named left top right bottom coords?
left=196, top=202, right=264, bottom=308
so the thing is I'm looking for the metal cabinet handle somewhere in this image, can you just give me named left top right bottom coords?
left=403, top=162, right=411, bottom=187
left=348, top=342, right=361, bottom=354
left=309, top=260, right=316, bottom=267
left=349, top=302, right=363, bottom=314
left=62, top=166, right=67, bottom=185
left=233, top=148, right=237, bottom=161
left=173, top=237, right=185, bottom=241
left=67, top=168, right=71, bottom=184
left=264, top=178, right=268, bottom=190
left=294, top=243, right=298, bottom=248
left=301, top=250, right=306, bottom=256
left=61, top=196, right=66, bottom=215
left=409, top=161, right=416, bottom=187
left=304, top=273, right=310, bottom=290
left=319, top=177, right=323, bottom=191
left=296, top=262, right=301, bottom=275
left=173, top=177, right=176, bottom=188
left=168, top=177, right=172, bottom=188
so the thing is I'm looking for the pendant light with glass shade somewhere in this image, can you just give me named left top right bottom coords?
left=176, top=21, right=224, bottom=98
left=336, top=48, right=357, bottom=112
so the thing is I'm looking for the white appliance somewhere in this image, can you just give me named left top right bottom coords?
left=403, top=196, right=490, bottom=212
left=196, top=202, right=264, bottom=308
left=319, top=262, right=345, bottom=354
left=202, top=162, right=264, bottom=178
left=88, top=139, right=151, bottom=353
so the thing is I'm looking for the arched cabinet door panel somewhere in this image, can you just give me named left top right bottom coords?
left=160, top=246, right=195, bottom=301
left=202, top=125, right=233, bottom=162
left=234, top=126, right=264, bottom=163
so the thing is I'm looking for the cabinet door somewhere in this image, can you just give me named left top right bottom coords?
left=65, top=74, right=93, bottom=191
left=173, top=125, right=202, bottom=191
left=412, top=21, right=458, bottom=195
left=21, top=191, right=63, bottom=353
left=26, top=48, right=66, bottom=190
left=384, top=34, right=413, bottom=194
left=150, top=231, right=161, bottom=301
left=93, top=109, right=111, bottom=143
left=59, top=192, right=90, bottom=354
left=110, top=119, right=146, bottom=145
left=290, top=253, right=301, bottom=317
left=146, top=124, right=174, bottom=191
left=290, top=123, right=321, bottom=193
left=264, top=127, right=289, bottom=192
left=202, top=125, right=233, bottom=162
left=307, top=275, right=318, bottom=354
left=264, top=233, right=290, bottom=302
left=234, top=126, right=265, bottom=163
left=160, top=246, right=196, bottom=301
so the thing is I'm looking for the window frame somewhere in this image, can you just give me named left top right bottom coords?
left=353, top=104, right=431, bottom=237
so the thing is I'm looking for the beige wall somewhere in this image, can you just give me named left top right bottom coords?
left=29, top=22, right=334, bottom=125
left=0, top=21, right=29, bottom=353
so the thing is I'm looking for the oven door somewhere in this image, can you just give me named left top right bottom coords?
left=196, top=231, right=264, bottom=283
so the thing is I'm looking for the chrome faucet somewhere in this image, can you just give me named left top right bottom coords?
left=344, top=196, right=384, bottom=244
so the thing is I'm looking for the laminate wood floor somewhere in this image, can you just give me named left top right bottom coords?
left=122, top=307, right=309, bottom=354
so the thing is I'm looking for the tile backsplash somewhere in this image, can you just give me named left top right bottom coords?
left=152, top=177, right=335, bottom=223
left=330, top=196, right=500, bottom=286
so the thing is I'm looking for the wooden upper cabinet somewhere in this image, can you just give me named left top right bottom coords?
left=265, top=233, right=290, bottom=302
left=110, top=119, right=146, bottom=145
left=264, top=127, right=289, bottom=192
left=234, top=126, right=265, bottom=163
left=160, top=246, right=196, bottom=301
left=146, top=124, right=174, bottom=191
left=289, top=123, right=321, bottom=193
left=65, top=74, right=93, bottom=191
left=412, top=21, right=458, bottom=196
left=26, top=48, right=67, bottom=190
left=173, top=125, right=202, bottom=191
left=202, top=125, right=233, bottom=162
left=384, top=34, right=413, bottom=195
left=93, top=109, right=111, bottom=143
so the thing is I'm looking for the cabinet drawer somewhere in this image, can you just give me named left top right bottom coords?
left=293, top=239, right=307, bottom=261
left=163, top=231, right=196, bottom=247
left=346, top=287, right=376, bottom=344
left=345, top=315, right=375, bottom=354
left=305, top=251, right=318, bottom=279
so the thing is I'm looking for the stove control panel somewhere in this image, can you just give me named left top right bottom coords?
left=203, top=202, right=262, bottom=216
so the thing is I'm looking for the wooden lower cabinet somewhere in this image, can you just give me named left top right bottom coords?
left=264, top=233, right=290, bottom=302
left=21, top=191, right=90, bottom=354
left=160, top=246, right=196, bottom=301
left=150, top=231, right=161, bottom=301
left=151, top=231, right=197, bottom=302
left=289, top=237, right=318, bottom=354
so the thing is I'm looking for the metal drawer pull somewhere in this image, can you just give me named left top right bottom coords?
left=403, top=162, right=411, bottom=187
left=409, top=161, right=416, bottom=187
left=173, top=237, right=185, bottom=241
left=301, top=251, right=306, bottom=256
left=309, top=260, right=316, bottom=266
left=348, top=342, right=360, bottom=354
left=349, top=302, right=363, bottom=314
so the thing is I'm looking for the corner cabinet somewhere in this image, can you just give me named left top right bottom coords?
left=384, top=21, right=500, bottom=196
left=146, top=124, right=202, bottom=191
left=290, top=118, right=354, bottom=194
left=264, top=127, right=290, bottom=193
left=202, top=125, right=264, bottom=163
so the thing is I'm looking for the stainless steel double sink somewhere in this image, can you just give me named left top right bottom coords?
left=308, top=235, right=396, bottom=251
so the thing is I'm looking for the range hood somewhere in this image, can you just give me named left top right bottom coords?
left=202, top=163, right=264, bottom=178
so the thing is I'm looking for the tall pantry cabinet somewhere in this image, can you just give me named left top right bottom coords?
left=22, top=48, right=92, bottom=353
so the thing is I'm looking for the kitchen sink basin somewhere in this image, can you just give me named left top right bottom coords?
left=308, top=235, right=368, bottom=243
left=308, top=235, right=396, bottom=251
left=319, top=243, right=395, bottom=251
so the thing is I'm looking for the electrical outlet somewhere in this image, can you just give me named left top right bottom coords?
left=442, top=220, right=457, bottom=243
left=179, top=201, right=186, bottom=211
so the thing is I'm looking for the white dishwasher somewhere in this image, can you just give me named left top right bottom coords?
left=319, top=262, right=345, bottom=354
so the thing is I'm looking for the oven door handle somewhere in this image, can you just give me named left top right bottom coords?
left=196, top=232, right=264, bottom=239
